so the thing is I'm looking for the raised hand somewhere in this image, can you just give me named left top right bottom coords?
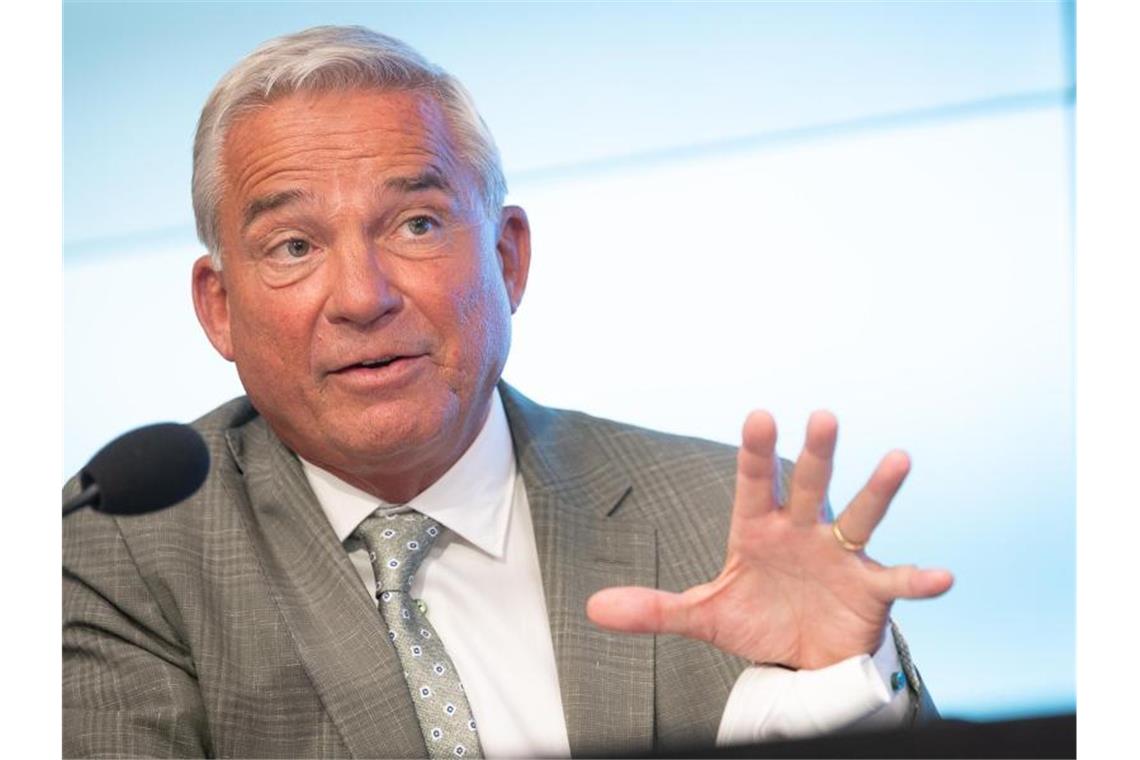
left=586, top=410, right=953, bottom=670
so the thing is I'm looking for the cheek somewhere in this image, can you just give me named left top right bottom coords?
left=452, top=267, right=513, bottom=370
left=229, top=288, right=318, bottom=379
left=422, top=258, right=509, bottom=376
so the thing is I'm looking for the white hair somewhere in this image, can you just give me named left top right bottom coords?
left=191, top=25, right=507, bottom=266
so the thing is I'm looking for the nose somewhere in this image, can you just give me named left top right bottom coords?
left=324, top=242, right=402, bottom=327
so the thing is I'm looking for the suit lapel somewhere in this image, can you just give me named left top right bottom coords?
left=502, top=385, right=657, bottom=756
left=227, top=417, right=426, bottom=759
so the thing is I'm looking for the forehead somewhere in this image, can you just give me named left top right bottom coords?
left=220, top=88, right=469, bottom=206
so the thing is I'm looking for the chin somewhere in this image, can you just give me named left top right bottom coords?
left=329, top=393, right=461, bottom=461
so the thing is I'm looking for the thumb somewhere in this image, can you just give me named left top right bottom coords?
left=586, top=586, right=701, bottom=637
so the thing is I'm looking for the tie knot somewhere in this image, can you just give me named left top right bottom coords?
left=353, top=509, right=443, bottom=593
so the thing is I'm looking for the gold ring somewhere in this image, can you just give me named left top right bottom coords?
left=831, top=520, right=866, bottom=552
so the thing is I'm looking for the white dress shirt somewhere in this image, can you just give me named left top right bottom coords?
left=302, top=390, right=911, bottom=757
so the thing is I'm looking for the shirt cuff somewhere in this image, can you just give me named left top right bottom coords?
left=716, top=630, right=913, bottom=745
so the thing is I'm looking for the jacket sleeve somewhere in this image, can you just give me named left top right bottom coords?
left=891, top=620, right=941, bottom=725
left=63, top=496, right=210, bottom=758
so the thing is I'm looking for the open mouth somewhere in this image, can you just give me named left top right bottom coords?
left=331, top=354, right=420, bottom=375
left=354, top=357, right=401, bottom=369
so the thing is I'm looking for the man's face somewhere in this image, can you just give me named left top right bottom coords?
left=193, top=88, right=530, bottom=500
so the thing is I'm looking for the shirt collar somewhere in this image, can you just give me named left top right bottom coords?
left=301, top=389, right=516, bottom=559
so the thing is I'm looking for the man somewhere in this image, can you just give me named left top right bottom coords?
left=63, top=26, right=953, bottom=758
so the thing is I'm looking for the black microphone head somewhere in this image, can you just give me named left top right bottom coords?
left=80, top=423, right=210, bottom=516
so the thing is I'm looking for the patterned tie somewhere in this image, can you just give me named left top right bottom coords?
left=353, top=510, right=483, bottom=759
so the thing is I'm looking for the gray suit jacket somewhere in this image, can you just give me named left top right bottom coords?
left=63, top=384, right=935, bottom=758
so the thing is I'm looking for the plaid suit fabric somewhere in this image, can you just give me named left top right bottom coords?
left=63, top=384, right=937, bottom=758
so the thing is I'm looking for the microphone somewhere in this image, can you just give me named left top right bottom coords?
left=63, top=423, right=210, bottom=517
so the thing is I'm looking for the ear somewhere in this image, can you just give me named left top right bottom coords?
left=495, top=205, right=531, bottom=314
left=192, top=254, right=236, bottom=361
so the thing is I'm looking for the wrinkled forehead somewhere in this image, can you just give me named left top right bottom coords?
left=219, top=87, right=480, bottom=213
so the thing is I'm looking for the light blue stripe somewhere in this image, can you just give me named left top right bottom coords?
left=512, top=88, right=1075, bottom=185
left=64, top=87, right=1074, bottom=263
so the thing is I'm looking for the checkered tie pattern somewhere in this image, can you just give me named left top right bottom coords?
left=354, top=510, right=483, bottom=759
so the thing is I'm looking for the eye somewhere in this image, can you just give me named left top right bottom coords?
left=390, top=214, right=448, bottom=256
left=255, top=235, right=322, bottom=287
left=386, top=212, right=456, bottom=259
left=403, top=216, right=437, bottom=236
left=281, top=238, right=311, bottom=258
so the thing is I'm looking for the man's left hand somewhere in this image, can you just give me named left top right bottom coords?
left=586, top=410, right=953, bottom=670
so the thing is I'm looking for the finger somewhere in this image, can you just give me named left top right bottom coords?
left=733, top=410, right=779, bottom=520
left=834, top=449, right=911, bottom=547
left=586, top=587, right=705, bottom=639
left=786, top=410, right=838, bottom=526
left=872, top=565, right=955, bottom=601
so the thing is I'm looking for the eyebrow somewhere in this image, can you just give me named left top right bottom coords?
left=383, top=169, right=454, bottom=196
left=240, top=170, right=457, bottom=231
left=241, top=189, right=313, bottom=231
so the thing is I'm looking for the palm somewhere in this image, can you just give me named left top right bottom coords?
left=680, top=514, right=893, bottom=669
left=587, top=411, right=953, bottom=670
